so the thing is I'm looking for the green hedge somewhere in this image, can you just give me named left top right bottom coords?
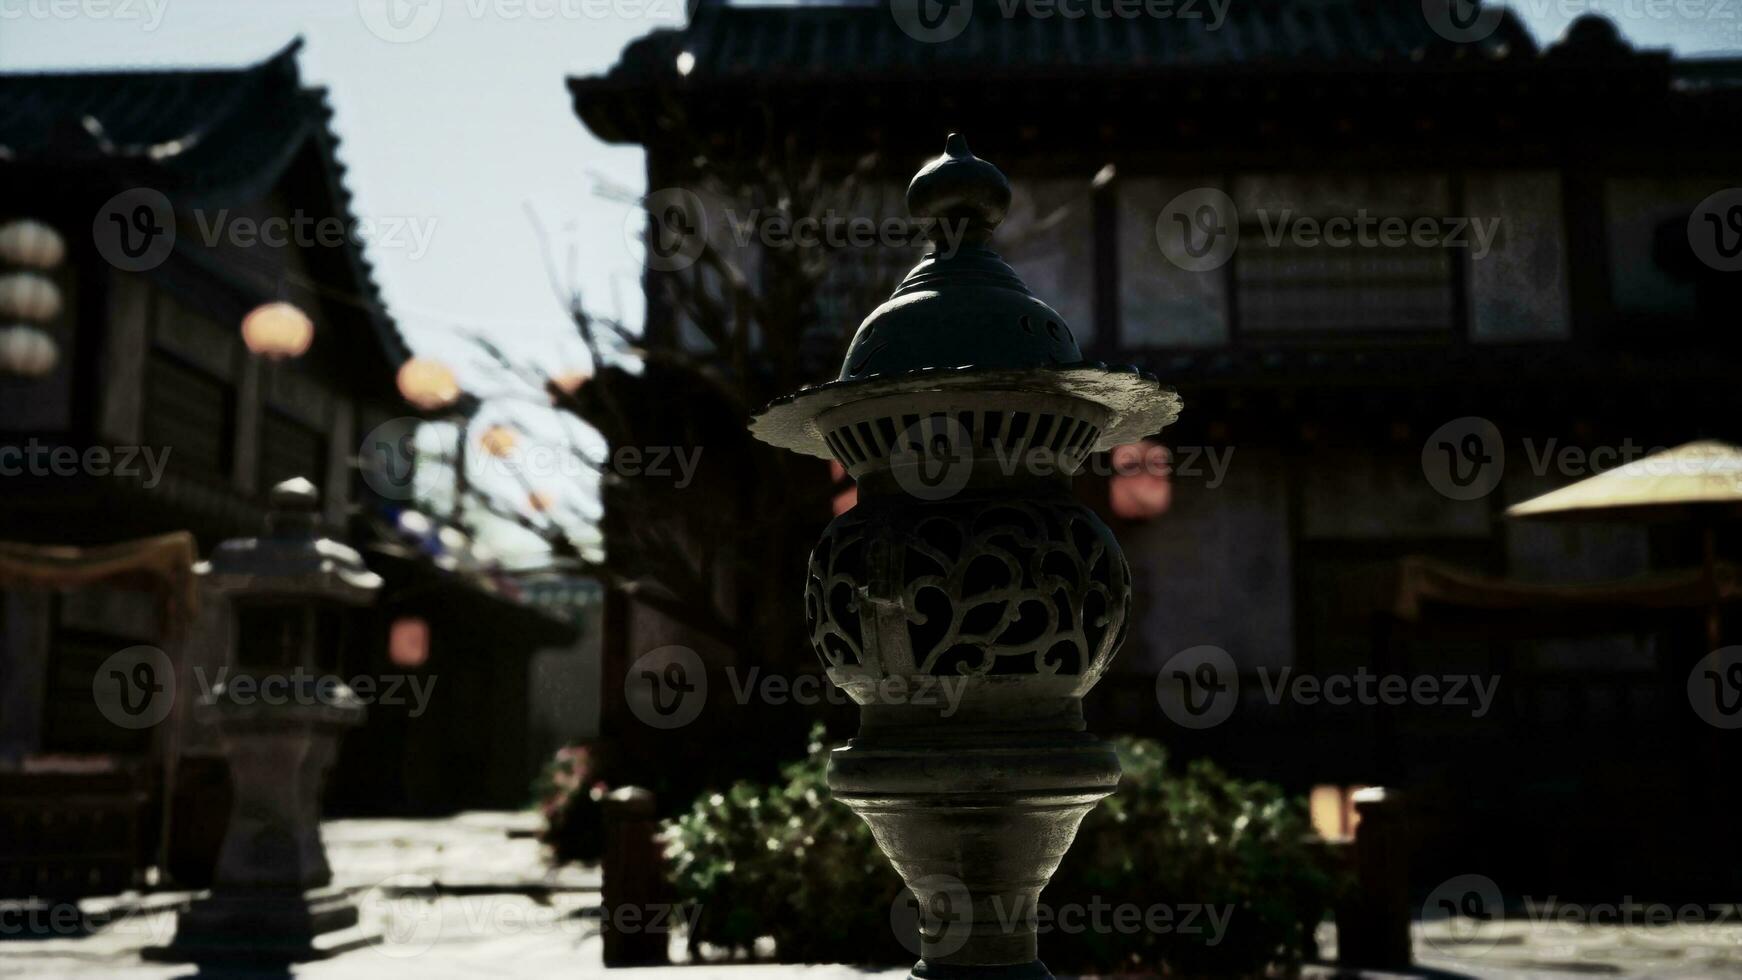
left=660, top=726, right=1345, bottom=975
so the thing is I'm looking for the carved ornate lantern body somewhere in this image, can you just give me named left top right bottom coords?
left=150, top=478, right=382, bottom=963
left=751, top=136, right=1180, bottom=978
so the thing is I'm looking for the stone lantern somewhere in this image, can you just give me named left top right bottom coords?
left=149, top=478, right=382, bottom=962
left=750, top=136, right=1181, bottom=978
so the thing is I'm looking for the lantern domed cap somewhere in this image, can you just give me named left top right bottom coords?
left=204, top=477, right=382, bottom=601
left=749, top=134, right=1181, bottom=460
left=907, top=133, right=1010, bottom=244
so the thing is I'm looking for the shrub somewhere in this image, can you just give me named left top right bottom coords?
left=659, top=726, right=906, bottom=963
left=659, top=728, right=1344, bottom=975
left=534, top=743, right=608, bottom=864
left=1045, top=737, right=1343, bottom=977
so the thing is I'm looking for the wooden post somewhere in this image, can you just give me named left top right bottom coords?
left=600, top=786, right=669, bottom=967
left=1337, top=788, right=1412, bottom=971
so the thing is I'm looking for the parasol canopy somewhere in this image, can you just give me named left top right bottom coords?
left=1505, top=440, right=1742, bottom=523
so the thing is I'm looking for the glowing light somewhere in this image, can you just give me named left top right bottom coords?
left=240, top=302, right=314, bottom=360
left=1108, top=442, right=1172, bottom=520
left=480, top=425, right=518, bottom=458
left=389, top=616, right=430, bottom=668
left=397, top=357, right=461, bottom=411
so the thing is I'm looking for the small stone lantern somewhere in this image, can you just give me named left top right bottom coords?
left=149, top=478, right=382, bottom=962
left=751, top=136, right=1181, bottom=978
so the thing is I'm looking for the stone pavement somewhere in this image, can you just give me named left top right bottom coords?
left=6, top=811, right=1742, bottom=978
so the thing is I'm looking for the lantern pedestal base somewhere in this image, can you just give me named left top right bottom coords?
left=143, top=886, right=376, bottom=963
left=830, top=728, right=1118, bottom=977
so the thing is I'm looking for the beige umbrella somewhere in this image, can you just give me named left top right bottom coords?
left=1507, top=439, right=1742, bottom=646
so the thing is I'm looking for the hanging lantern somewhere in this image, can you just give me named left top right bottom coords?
left=240, top=301, right=315, bottom=360
left=1108, top=441, right=1173, bottom=520
left=0, top=272, right=62, bottom=321
left=549, top=369, right=590, bottom=403
left=396, top=357, right=461, bottom=411
left=479, top=424, right=517, bottom=458
left=0, top=220, right=66, bottom=269
left=388, top=617, right=431, bottom=669
left=0, top=324, right=58, bottom=378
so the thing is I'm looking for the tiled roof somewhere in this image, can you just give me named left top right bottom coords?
left=572, top=0, right=1541, bottom=129
left=677, top=0, right=1535, bottom=77
left=0, top=40, right=408, bottom=366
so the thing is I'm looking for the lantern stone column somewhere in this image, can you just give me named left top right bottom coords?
left=147, top=478, right=381, bottom=963
left=750, top=136, right=1181, bottom=978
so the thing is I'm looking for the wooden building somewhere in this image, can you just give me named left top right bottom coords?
left=573, top=2, right=1742, bottom=895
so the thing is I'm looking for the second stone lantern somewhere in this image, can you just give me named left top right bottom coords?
left=751, top=136, right=1182, bottom=979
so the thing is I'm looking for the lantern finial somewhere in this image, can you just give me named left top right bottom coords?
left=906, top=132, right=1010, bottom=244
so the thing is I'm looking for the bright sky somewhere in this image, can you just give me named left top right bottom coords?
left=1, top=1, right=1734, bottom=564
left=0, top=0, right=681, bottom=379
